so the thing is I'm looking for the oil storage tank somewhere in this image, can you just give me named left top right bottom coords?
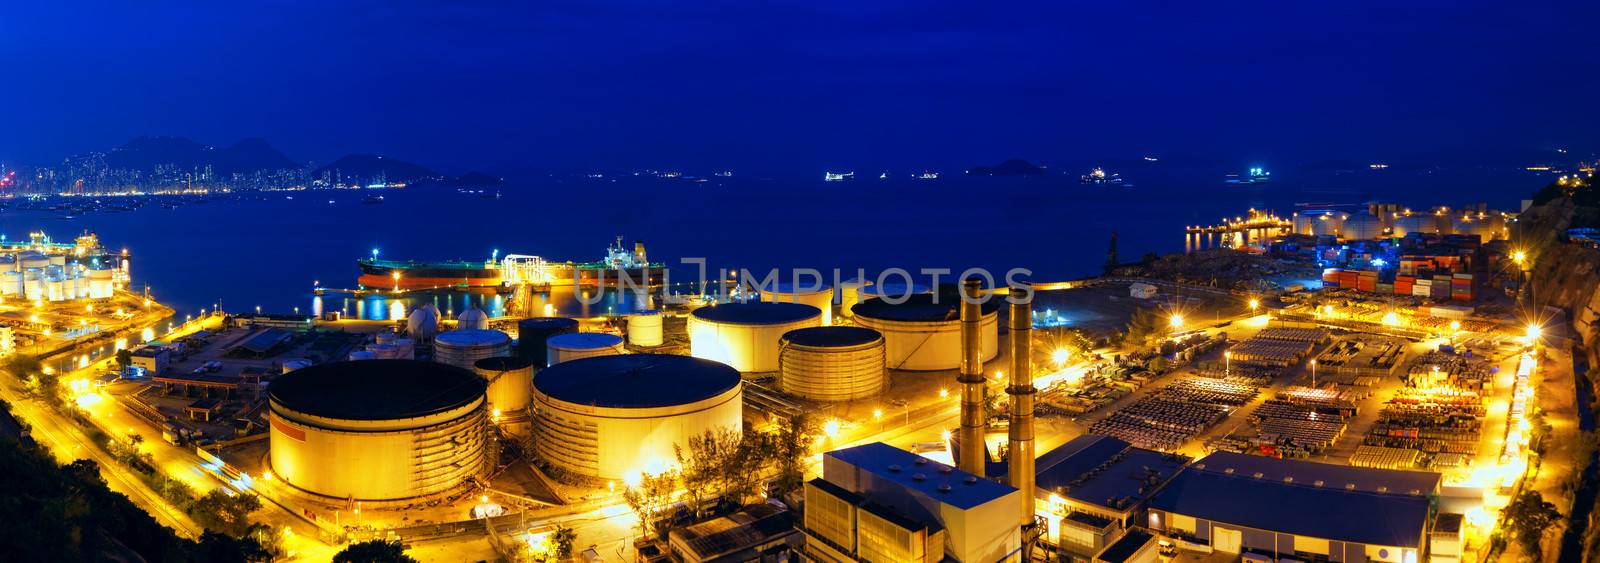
left=547, top=332, right=625, bottom=366
left=267, top=360, right=489, bottom=501
left=434, top=329, right=511, bottom=371
left=516, top=317, right=579, bottom=366
left=851, top=291, right=999, bottom=371
left=688, top=302, right=822, bottom=372
left=837, top=279, right=871, bottom=318
left=761, top=283, right=835, bottom=325
left=779, top=326, right=886, bottom=402
left=532, top=354, right=742, bottom=480
left=1342, top=212, right=1384, bottom=240
left=627, top=310, right=664, bottom=347
left=474, top=356, right=535, bottom=440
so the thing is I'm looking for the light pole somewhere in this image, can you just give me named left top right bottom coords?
left=1224, top=351, right=1231, bottom=378
left=1310, top=359, right=1317, bottom=387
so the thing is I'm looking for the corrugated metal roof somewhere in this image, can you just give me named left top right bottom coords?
left=826, top=442, right=1016, bottom=510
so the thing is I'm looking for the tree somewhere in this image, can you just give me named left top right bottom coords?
left=621, top=469, right=679, bottom=540
left=333, top=539, right=418, bottom=563
left=529, top=525, right=578, bottom=562
left=115, top=349, right=134, bottom=372
left=190, top=490, right=262, bottom=537
left=771, top=413, right=815, bottom=497
left=675, top=428, right=741, bottom=513
left=1124, top=306, right=1165, bottom=347
left=1505, top=490, right=1562, bottom=557
left=193, top=531, right=272, bottom=563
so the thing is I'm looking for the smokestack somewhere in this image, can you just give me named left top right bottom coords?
left=958, top=277, right=987, bottom=475
left=1006, top=283, right=1036, bottom=526
left=634, top=240, right=647, bottom=263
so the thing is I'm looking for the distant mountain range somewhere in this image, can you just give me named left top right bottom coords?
left=88, top=135, right=498, bottom=186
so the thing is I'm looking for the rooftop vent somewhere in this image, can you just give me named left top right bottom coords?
left=1252, top=472, right=1264, bottom=479
left=964, top=476, right=979, bottom=485
left=1283, top=477, right=1294, bottom=483
left=888, top=464, right=902, bottom=472
left=938, top=484, right=952, bottom=493
left=939, top=466, right=953, bottom=474
left=914, top=457, right=928, bottom=465
left=1345, top=484, right=1357, bottom=490
left=1313, top=480, right=1325, bottom=487
left=912, top=473, right=926, bottom=481
left=1223, top=468, right=1234, bottom=474
left=1377, top=486, right=1389, bottom=493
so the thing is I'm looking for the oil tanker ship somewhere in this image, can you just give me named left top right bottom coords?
left=357, top=237, right=666, bottom=289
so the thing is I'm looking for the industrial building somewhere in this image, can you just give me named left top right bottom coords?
left=688, top=302, right=822, bottom=372
left=777, top=326, right=886, bottom=402
left=850, top=291, right=997, bottom=371
left=267, top=360, right=490, bottom=501
left=801, top=442, right=1025, bottom=563
left=1146, top=451, right=1442, bottom=562
left=531, top=354, right=742, bottom=481
left=987, top=435, right=1187, bottom=562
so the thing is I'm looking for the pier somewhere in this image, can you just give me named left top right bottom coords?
left=1184, top=208, right=1293, bottom=252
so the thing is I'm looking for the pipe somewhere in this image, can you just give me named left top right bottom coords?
left=1006, top=283, right=1036, bottom=527
left=958, top=277, right=986, bottom=475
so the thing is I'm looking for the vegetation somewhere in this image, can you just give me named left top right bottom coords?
left=333, top=539, right=418, bottom=563
left=0, top=436, right=263, bottom=561
left=4, top=355, right=62, bottom=405
left=1506, top=490, right=1562, bottom=557
left=190, top=489, right=263, bottom=537
left=770, top=413, right=815, bottom=497
left=1123, top=306, right=1167, bottom=347
left=528, top=525, right=577, bottom=562
left=115, top=349, right=134, bottom=372
left=621, top=467, right=680, bottom=540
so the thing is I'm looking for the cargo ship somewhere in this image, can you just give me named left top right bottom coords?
left=357, top=236, right=666, bottom=290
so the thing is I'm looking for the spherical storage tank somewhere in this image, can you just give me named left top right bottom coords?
left=627, top=311, right=664, bottom=347
left=689, top=302, right=822, bottom=372
left=434, top=329, right=511, bottom=370
left=779, top=326, right=886, bottom=402
left=761, top=283, right=835, bottom=325
left=533, top=354, right=742, bottom=480
left=268, top=360, right=489, bottom=501
left=406, top=304, right=439, bottom=340
left=457, top=306, right=489, bottom=330
left=851, top=292, right=998, bottom=371
left=547, top=332, right=625, bottom=366
left=516, top=317, right=579, bottom=366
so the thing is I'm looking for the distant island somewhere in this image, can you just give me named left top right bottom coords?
left=966, top=158, right=1046, bottom=176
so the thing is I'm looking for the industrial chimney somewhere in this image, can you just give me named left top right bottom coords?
left=1006, top=283, right=1036, bottom=527
left=957, top=277, right=987, bottom=475
left=634, top=240, right=648, bottom=263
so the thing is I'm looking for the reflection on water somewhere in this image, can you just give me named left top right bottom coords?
left=312, top=287, right=660, bottom=321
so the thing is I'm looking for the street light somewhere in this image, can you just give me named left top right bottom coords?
left=1248, top=298, right=1259, bottom=313
left=1052, top=348, right=1069, bottom=366
left=1224, top=351, right=1231, bottom=377
left=1169, top=314, right=1184, bottom=329
left=1310, top=359, right=1317, bottom=387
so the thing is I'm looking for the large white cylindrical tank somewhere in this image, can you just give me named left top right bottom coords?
left=688, top=302, right=822, bottom=372
left=0, top=271, right=20, bottom=296
left=533, top=354, right=742, bottom=480
left=1342, top=213, right=1383, bottom=240
left=1292, top=213, right=1316, bottom=235
left=1393, top=214, right=1439, bottom=237
left=547, top=332, right=626, bottom=366
left=779, top=326, right=887, bottom=402
left=20, top=252, right=48, bottom=270
left=627, top=311, right=664, bottom=347
left=838, top=279, right=871, bottom=318
left=434, top=329, right=511, bottom=370
left=858, top=282, right=932, bottom=305
left=761, top=283, right=835, bottom=326
left=474, top=356, right=535, bottom=418
left=47, top=254, right=66, bottom=267
left=1310, top=211, right=1348, bottom=237
left=268, top=360, right=489, bottom=501
left=851, top=293, right=999, bottom=371
left=87, top=269, right=114, bottom=299
left=23, top=268, right=44, bottom=301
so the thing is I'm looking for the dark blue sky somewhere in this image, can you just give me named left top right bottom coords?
left=2, top=1, right=1596, bottom=177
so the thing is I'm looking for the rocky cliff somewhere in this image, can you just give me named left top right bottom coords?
left=1522, top=197, right=1600, bottom=364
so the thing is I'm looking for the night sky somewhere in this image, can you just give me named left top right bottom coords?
left=3, top=1, right=1597, bottom=176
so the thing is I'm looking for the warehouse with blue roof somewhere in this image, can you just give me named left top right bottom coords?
left=1146, top=451, right=1441, bottom=563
